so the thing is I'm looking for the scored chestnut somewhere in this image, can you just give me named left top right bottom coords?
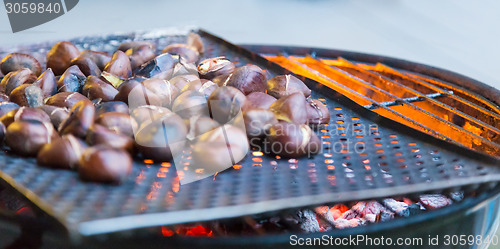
left=39, top=105, right=70, bottom=128
left=45, top=92, right=92, bottom=109
left=0, top=107, right=50, bottom=128
left=130, top=105, right=172, bottom=129
left=207, top=86, right=247, bottom=124
left=197, top=57, right=235, bottom=80
left=9, top=84, right=44, bottom=107
left=141, top=78, right=179, bottom=108
left=37, top=134, right=87, bottom=169
left=172, top=90, right=209, bottom=119
left=95, top=112, right=137, bottom=137
left=264, top=121, right=321, bottom=158
left=78, top=145, right=132, bottom=184
left=170, top=74, right=199, bottom=90
left=180, top=79, right=218, bottom=98
left=0, top=68, right=37, bottom=95
left=225, top=65, right=267, bottom=95
left=6, top=120, right=58, bottom=157
left=46, top=41, right=80, bottom=75
left=114, top=79, right=162, bottom=108
left=58, top=100, right=95, bottom=138
left=240, top=108, right=278, bottom=137
left=266, top=75, right=311, bottom=99
left=306, top=99, right=331, bottom=126
left=185, top=116, right=220, bottom=141
left=0, top=53, right=42, bottom=76
left=269, top=92, right=308, bottom=124
left=86, top=124, right=134, bottom=154
left=33, top=68, right=57, bottom=98
left=57, top=65, right=87, bottom=93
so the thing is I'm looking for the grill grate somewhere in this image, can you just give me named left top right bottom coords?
left=0, top=29, right=499, bottom=240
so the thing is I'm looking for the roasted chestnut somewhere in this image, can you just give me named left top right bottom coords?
left=0, top=68, right=37, bottom=95
left=95, top=101, right=129, bottom=116
left=79, top=50, right=111, bottom=71
left=135, top=113, right=187, bottom=162
left=33, top=68, right=57, bottom=98
left=266, top=75, right=311, bottom=98
left=162, top=44, right=199, bottom=64
left=118, top=41, right=155, bottom=52
left=225, top=65, right=266, bottom=95
left=306, top=99, right=331, bottom=125
left=264, top=121, right=321, bottom=158
left=70, top=56, right=101, bottom=77
left=114, top=79, right=162, bottom=108
left=244, top=92, right=277, bottom=110
left=37, top=134, right=87, bottom=169
left=187, top=32, right=204, bottom=54
left=170, top=74, right=199, bottom=90
left=82, top=75, right=118, bottom=101
left=135, top=53, right=176, bottom=78
left=180, top=79, right=218, bottom=98
left=0, top=102, right=19, bottom=117
left=78, top=145, right=132, bottom=184
left=39, top=105, right=69, bottom=128
left=58, top=100, right=95, bottom=138
left=130, top=105, right=171, bottom=128
left=191, top=124, right=248, bottom=173
left=126, top=44, right=156, bottom=69
left=197, top=57, right=235, bottom=80
left=172, top=90, right=209, bottom=119
left=241, top=108, right=278, bottom=137
left=186, top=116, right=220, bottom=141
left=0, top=107, right=50, bottom=128
left=57, top=65, right=87, bottom=93
left=6, top=120, right=58, bottom=156
left=269, top=92, right=307, bottom=124
left=104, top=51, right=132, bottom=79
left=95, top=112, right=137, bottom=137
left=9, top=84, right=44, bottom=107
left=207, top=86, right=247, bottom=124
left=0, top=53, right=42, bottom=76
left=141, top=78, right=179, bottom=108
left=86, top=124, right=134, bottom=154
left=45, top=92, right=91, bottom=109
left=46, top=41, right=80, bottom=75
left=0, top=93, right=8, bottom=102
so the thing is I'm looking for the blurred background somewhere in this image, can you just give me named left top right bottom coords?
left=0, top=0, right=499, bottom=248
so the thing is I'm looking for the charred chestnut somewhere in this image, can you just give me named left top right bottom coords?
left=78, top=145, right=132, bottom=184
left=6, top=120, right=58, bottom=156
left=0, top=53, right=42, bottom=76
left=269, top=92, right=307, bottom=124
left=57, top=65, right=87, bottom=93
left=197, top=57, right=235, bottom=80
left=82, top=75, right=118, bottom=101
left=306, top=99, right=331, bottom=125
left=264, top=121, right=321, bottom=158
left=46, top=41, right=80, bottom=75
left=104, top=51, right=132, bottom=79
left=266, top=75, right=311, bottom=99
left=58, top=100, right=95, bottom=138
left=37, top=134, right=87, bottom=169
left=9, top=84, right=44, bottom=107
left=225, top=65, right=266, bottom=95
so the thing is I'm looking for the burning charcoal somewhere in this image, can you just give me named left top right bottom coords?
left=284, top=210, right=320, bottom=233
left=269, top=92, right=308, bottom=124
left=314, top=206, right=335, bottom=231
left=266, top=75, right=311, bottom=99
left=449, top=192, right=464, bottom=202
left=375, top=210, right=395, bottom=222
left=418, top=194, right=452, bottom=210
left=407, top=204, right=425, bottom=216
left=383, top=198, right=409, bottom=217
left=333, top=218, right=351, bottom=229
left=361, top=201, right=388, bottom=217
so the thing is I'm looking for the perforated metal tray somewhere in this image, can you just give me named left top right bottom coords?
left=0, top=28, right=499, bottom=241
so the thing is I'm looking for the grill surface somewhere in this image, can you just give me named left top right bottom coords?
left=0, top=29, right=499, bottom=240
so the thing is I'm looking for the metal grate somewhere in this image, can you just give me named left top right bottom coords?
left=0, top=29, right=499, bottom=240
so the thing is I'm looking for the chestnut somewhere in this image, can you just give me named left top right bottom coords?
left=135, top=113, right=187, bottom=162
left=95, top=101, right=129, bottom=116
left=79, top=50, right=111, bottom=71
left=141, top=78, right=179, bottom=108
left=33, top=68, right=57, bottom=98
left=191, top=124, right=249, bottom=173
left=39, top=105, right=69, bottom=128
left=58, top=100, right=95, bottom=138
left=0, top=53, right=42, bottom=76
left=95, top=112, right=137, bottom=137
left=186, top=116, right=220, bottom=141
left=0, top=122, right=5, bottom=145
left=135, top=53, right=176, bottom=78
left=0, top=107, right=50, bottom=128
left=78, top=145, right=132, bottom=184
left=207, top=86, right=247, bottom=124
left=172, top=90, right=209, bottom=119
left=45, top=92, right=91, bottom=109
left=86, top=124, right=134, bottom=154
left=264, top=121, right=321, bottom=158
left=187, top=32, right=204, bottom=54
left=6, top=120, right=58, bottom=157
left=197, top=57, right=235, bottom=80
left=114, top=79, right=162, bottom=108
left=267, top=75, right=311, bottom=99
left=9, top=84, right=44, bottom=107
left=0, top=93, right=8, bottom=102
left=0, top=102, right=19, bottom=117
left=162, top=44, right=199, bottom=63
left=82, top=75, right=118, bottom=101
left=244, top=92, right=277, bottom=110
left=241, top=108, right=278, bottom=137
left=181, top=79, right=218, bottom=98
left=126, top=44, right=156, bottom=69
left=306, top=99, right=331, bottom=126
left=37, top=134, right=87, bottom=169
left=225, top=65, right=267, bottom=95
left=46, top=41, right=80, bottom=75
left=170, top=74, right=199, bottom=90
left=131, top=105, right=172, bottom=128
left=118, top=41, right=155, bottom=52
left=57, top=65, right=86, bottom=93
left=269, top=92, right=308, bottom=124
left=70, top=56, right=101, bottom=77
left=0, top=68, right=37, bottom=95
left=104, top=51, right=132, bottom=79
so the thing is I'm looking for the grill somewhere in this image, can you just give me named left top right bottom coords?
left=0, top=28, right=499, bottom=248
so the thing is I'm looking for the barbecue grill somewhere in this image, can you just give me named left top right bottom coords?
left=0, top=28, right=499, bottom=249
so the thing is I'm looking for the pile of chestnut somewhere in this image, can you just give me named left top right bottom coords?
left=0, top=32, right=330, bottom=184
